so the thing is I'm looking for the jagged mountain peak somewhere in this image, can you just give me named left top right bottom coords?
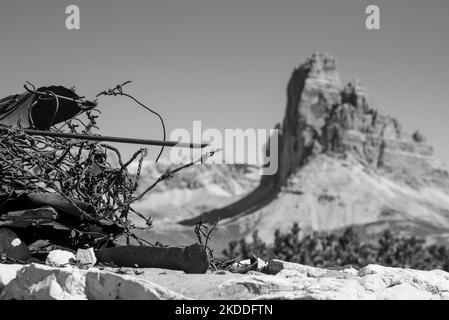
left=134, top=53, right=449, bottom=251
left=302, top=52, right=341, bottom=84
left=267, top=52, right=445, bottom=191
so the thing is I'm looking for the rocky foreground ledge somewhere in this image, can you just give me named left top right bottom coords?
left=1, top=259, right=449, bottom=300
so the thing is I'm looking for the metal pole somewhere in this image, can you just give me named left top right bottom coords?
left=21, top=129, right=209, bottom=149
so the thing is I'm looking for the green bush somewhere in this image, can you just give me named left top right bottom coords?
left=223, top=223, right=449, bottom=271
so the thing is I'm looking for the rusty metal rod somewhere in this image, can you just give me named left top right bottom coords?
left=17, top=128, right=209, bottom=149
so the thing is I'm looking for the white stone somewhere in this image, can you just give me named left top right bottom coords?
left=76, top=248, right=97, bottom=267
left=341, top=267, right=359, bottom=275
left=252, top=261, right=449, bottom=300
left=257, top=258, right=268, bottom=271
left=45, top=250, right=76, bottom=267
left=2, top=260, right=449, bottom=300
left=1, top=263, right=86, bottom=300
left=0, top=264, right=24, bottom=291
left=85, top=270, right=187, bottom=300
left=11, top=238, right=21, bottom=247
left=218, top=275, right=302, bottom=296
left=0, top=263, right=187, bottom=300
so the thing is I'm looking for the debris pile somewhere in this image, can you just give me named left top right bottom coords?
left=0, top=83, right=212, bottom=273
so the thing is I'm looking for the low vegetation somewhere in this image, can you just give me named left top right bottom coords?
left=223, top=223, right=449, bottom=271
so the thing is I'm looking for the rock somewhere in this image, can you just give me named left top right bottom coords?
left=257, top=258, right=268, bottom=271
left=1, top=263, right=187, bottom=300
left=266, top=259, right=328, bottom=277
left=223, top=261, right=449, bottom=300
left=1, top=260, right=449, bottom=300
left=45, top=250, right=76, bottom=267
left=76, top=248, right=97, bottom=267
left=1, top=264, right=86, bottom=300
left=0, top=264, right=24, bottom=291
left=0, top=228, right=31, bottom=263
left=218, top=274, right=301, bottom=298
left=85, top=270, right=187, bottom=300
left=340, top=267, right=359, bottom=276
left=267, top=52, right=446, bottom=191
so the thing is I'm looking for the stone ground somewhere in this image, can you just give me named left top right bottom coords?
left=2, top=259, right=449, bottom=300
left=112, top=268, right=256, bottom=300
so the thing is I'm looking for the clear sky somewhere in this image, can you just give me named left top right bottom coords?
left=1, top=0, right=448, bottom=163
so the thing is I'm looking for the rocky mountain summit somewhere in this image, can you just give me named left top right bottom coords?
left=137, top=52, right=449, bottom=251
left=268, top=52, right=447, bottom=190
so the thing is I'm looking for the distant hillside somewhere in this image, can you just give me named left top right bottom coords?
left=129, top=159, right=260, bottom=223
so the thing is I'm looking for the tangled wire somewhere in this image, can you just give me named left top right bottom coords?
left=96, top=81, right=167, bottom=163
left=0, top=82, right=219, bottom=247
left=0, top=106, right=150, bottom=230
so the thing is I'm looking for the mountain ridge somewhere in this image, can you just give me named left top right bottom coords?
left=132, top=52, right=449, bottom=251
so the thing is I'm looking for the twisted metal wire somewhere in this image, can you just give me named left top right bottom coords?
left=96, top=81, right=166, bottom=163
left=1, top=83, right=219, bottom=248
